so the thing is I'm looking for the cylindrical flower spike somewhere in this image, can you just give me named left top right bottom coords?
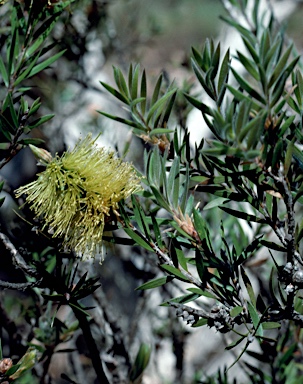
left=15, top=134, right=141, bottom=259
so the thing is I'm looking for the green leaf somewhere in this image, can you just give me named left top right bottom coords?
left=162, top=293, right=200, bottom=306
left=113, top=66, right=130, bottom=99
left=217, top=48, right=230, bottom=103
left=262, top=321, right=281, bottom=329
left=241, top=266, right=256, bottom=307
left=13, top=52, right=41, bottom=86
left=159, top=87, right=177, bottom=127
left=150, top=185, right=172, bottom=212
left=192, top=46, right=204, bottom=68
left=268, top=44, right=292, bottom=88
left=100, top=81, right=129, bottom=104
left=98, top=111, right=144, bottom=130
left=0, top=56, right=9, bottom=87
left=247, top=301, right=263, bottom=337
left=167, top=156, right=180, bottom=209
left=219, top=206, right=267, bottom=224
left=136, top=276, right=173, bottom=290
left=187, top=287, right=217, bottom=299
left=17, top=138, right=45, bottom=146
left=160, top=264, right=189, bottom=282
left=26, top=14, right=61, bottom=58
left=129, top=344, right=151, bottom=382
left=191, top=59, right=216, bottom=101
left=27, top=114, right=54, bottom=129
left=151, top=74, right=162, bottom=106
left=269, top=73, right=287, bottom=108
left=151, top=214, right=164, bottom=249
left=192, top=209, right=207, bottom=241
left=140, top=69, right=147, bottom=114
left=278, top=115, right=295, bottom=138
left=230, top=306, right=243, bottom=317
left=230, top=67, right=266, bottom=104
left=203, top=197, right=229, bottom=210
left=195, top=248, right=205, bottom=282
left=284, top=138, right=295, bottom=175
left=8, top=19, right=19, bottom=76
left=131, top=195, right=151, bottom=239
left=28, top=98, right=41, bottom=117
left=192, top=318, right=208, bottom=327
left=238, top=111, right=266, bottom=143
left=29, top=50, right=66, bottom=78
left=226, top=85, right=261, bottom=110
left=242, top=36, right=259, bottom=64
left=260, top=240, right=287, bottom=252
left=236, top=51, right=259, bottom=81
left=123, top=227, right=153, bottom=252
left=172, top=240, right=188, bottom=271
left=225, top=335, right=246, bottom=350
left=129, top=64, right=139, bottom=99
left=146, top=89, right=177, bottom=125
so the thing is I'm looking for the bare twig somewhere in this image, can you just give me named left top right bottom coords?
left=0, top=280, right=41, bottom=290
left=0, top=231, right=40, bottom=278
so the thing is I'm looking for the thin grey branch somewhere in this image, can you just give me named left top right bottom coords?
left=0, top=231, right=40, bottom=278
left=0, top=279, right=41, bottom=290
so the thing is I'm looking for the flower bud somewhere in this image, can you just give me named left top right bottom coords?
left=29, top=144, right=53, bottom=165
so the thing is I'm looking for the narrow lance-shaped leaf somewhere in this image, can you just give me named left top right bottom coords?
left=27, top=114, right=54, bottom=130
left=113, top=66, right=130, bottom=99
left=217, top=48, right=230, bottom=104
left=0, top=56, right=9, bottom=87
left=136, top=276, right=173, bottom=290
left=230, top=67, right=266, bottom=104
left=247, top=301, right=263, bottom=337
left=131, top=195, right=151, bottom=240
left=284, top=138, right=295, bottom=175
left=191, top=59, right=216, bottom=101
left=13, top=51, right=41, bottom=87
left=195, top=248, right=205, bottom=282
left=240, top=266, right=256, bottom=307
left=236, top=51, right=259, bottom=81
left=151, top=74, right=162, bottom=106
left=100, top=82, right=129, bottom=104
left=160, top=264, right=190, bottom=282
left=162, top=293, right=200, bottom=306
left=146, top=89, right=177, bottom=125
left=140, top=69, right=147, bottom=114
left=123, top=227, right=153, bottom=252
left=29, top=50, right=67, bottom=78
left=129, top=344, right=151, bottom=382
left=25, top=12, right=62, bottom=58
left=130, top=64, right=140, bottom=100
left=268, top=44, right=292, bottom=88
left=97, top=111, right=144, bottom=130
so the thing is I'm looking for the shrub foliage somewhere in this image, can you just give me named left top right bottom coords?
left=1, top=0, right=303, bottom=383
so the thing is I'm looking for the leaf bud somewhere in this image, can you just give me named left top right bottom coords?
left=0, top=358, right=13, bottom=374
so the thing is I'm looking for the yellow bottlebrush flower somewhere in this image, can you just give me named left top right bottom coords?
left=15, top=134, right=141, bottom=259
